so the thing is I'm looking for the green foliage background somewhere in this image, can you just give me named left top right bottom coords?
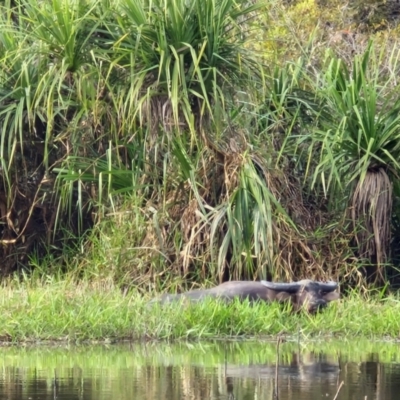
left=0, top=0, right=400, bottom=289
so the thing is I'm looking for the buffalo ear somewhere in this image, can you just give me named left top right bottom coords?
left=322, top=291, right=340, bottom=302
left=275, top=292, right=292, bottom=302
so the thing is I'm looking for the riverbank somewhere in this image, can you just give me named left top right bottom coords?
left=1, top=278, right=399, bottom=343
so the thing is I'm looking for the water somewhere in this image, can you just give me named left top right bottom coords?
left=0, top=340, right=400, bottom=399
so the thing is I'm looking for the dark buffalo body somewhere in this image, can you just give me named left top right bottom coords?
left=149, top=279, right=340, bottom=313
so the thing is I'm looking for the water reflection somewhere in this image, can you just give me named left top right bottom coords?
left=0, top=340, right=400, bottom=399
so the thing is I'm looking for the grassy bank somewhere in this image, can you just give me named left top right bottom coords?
left=0, top=277, right=399, bottom=343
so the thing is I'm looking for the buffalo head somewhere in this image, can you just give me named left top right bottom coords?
left=261, top=280, right=340, bottom=313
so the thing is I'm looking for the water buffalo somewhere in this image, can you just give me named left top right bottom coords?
left=149, top=279, right=340, bottom=313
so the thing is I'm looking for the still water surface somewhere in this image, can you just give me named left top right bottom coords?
left=0, top=340, right=399, bottom=399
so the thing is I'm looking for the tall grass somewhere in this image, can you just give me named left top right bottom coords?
left=0, top=275, right=400, bottom=342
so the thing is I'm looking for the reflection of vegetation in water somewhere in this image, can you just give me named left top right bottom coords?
left=1, top=341, right=400, bottom=399
left=0, top=339, right=400, bottom=368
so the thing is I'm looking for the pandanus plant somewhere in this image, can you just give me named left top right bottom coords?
left=312, top=42, right=400, bottom=281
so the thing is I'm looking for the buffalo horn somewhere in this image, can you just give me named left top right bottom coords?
left=295, top=279, right=338, bottom=291
left=261, top=280, right=338, bottom=293
left=315, top=281, right=338, bottom=291
left=260, top=280, right=302, bottom=293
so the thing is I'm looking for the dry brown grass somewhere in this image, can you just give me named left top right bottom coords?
left=351, top=168, right=393, bottom=281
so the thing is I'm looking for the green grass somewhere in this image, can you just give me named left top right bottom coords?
left=1, top=277, right=400, bottom=343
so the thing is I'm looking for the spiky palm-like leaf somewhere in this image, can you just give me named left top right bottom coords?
left=108, top=0, right=265, bottom=133
left=311, top=42, right=400, bottom=278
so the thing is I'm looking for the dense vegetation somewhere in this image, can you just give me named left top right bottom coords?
left=1, top=0, right=400, bottom=292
